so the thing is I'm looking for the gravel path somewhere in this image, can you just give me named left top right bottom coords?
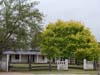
left=0, top=72, right=33, bottom=75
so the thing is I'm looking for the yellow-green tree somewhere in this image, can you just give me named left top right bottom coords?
left=40, top=20, right=99, bottom=70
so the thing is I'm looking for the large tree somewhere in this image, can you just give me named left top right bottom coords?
left=0, top=0, right=43, bottom=51
left=40, top=20, right=99, bottom=70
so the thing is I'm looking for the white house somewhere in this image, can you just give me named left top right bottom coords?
left=2, top=50, right=48, bottom=63
left=0, top=50, right=67, bottom=71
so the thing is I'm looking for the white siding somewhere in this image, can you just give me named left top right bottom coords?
left=10, top=55, right=28, bottom=63
left=36, top=55, right=48, bottom=63
left=2, top=54, right=48, bottom=63
left=21, top=55, right=28, bottom=62
left=2, top=55, right=6, bottom=61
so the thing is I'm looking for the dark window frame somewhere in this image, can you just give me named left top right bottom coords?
left=15, top=54, right=19, bottom=60
left=42, top=56, right=45, bottom=60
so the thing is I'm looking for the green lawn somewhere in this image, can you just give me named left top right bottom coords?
left=8, top=69, right=97, bottom=74
left=10, top=63, right=54, bottom=67
left=0, top=69, right=98, bottom=74
left=8, top=64, right=98, bottom=74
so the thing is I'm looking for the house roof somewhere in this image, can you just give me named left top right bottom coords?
left=3, top=50, right=41, bottom=55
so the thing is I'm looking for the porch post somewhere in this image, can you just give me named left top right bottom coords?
left=19, top=54, right=21, bottom=62
left=7, top=54, right=9, bottom=72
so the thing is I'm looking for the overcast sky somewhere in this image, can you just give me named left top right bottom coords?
left=35, top=0, right=100, bottom=41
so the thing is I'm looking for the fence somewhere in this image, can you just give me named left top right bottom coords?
left=83, top=59, right=94, bottom=70
left=57, top=59, right=68, bottom=70
left=0, top=60, right=7, bottom=71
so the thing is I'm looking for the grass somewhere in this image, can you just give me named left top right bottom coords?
left=0, top=64, right=98, bottom=74
left=0, top=69, right=98, bottom=74
left=10, top=63, right=83, bottom=68
left=10, top=63, right=56, bottom=67
left=8, top=69, right=97, bottom=74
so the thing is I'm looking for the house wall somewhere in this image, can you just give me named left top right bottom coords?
left=36, top=55, right=48, bottom=63
left=10, top=55, right=28, bottom=63
left=20, top=55, right=28, bottom=62
left=11, top=55, right=20, bottom=62
left=2, top=54, right=48, bottom=63
left=2, top=55, right=7, bottom=61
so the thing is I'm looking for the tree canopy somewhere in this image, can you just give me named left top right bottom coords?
left=40, top=20, right=99, bottom=61
left=0, top=0, right=43, bottom=50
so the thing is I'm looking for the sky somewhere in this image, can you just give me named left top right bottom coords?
left=34, top=0, right=100, bottom=41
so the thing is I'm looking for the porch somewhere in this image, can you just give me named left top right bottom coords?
left=1, top=50, right=48, bottom=71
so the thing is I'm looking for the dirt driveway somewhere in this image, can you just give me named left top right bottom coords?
left=0, top=72, right=33, bottom=75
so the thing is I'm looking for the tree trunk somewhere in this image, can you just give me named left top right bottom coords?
left=28, top=55, right=32, bottom=71
left=94, top=61, right=97, bottom=70
left=48, top=58, right=52, bottom=71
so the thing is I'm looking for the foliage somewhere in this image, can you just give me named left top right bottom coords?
left=40, top=20, right=99, bottom=61
left=31, top=32, right=42, bottom=49
left=99, top=42, right=100, bottom=48
left=0, top=0, right=43, bottom=50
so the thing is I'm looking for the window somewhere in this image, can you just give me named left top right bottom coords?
left=15, top=54, right=19, bottom=59
left=42, top=56, right=45, bottom=60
